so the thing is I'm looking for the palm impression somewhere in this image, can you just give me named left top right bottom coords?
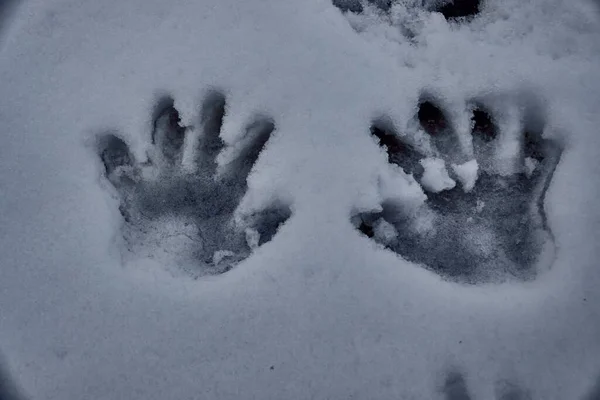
left=354, top=95, right=562, bottom=282
left=97, top=92, right=291, bottom=276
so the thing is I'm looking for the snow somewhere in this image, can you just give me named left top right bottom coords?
left=525, top=156, right=539, bottom=178
left=372, top=218, right=399, bottom=244
left=420, top=157, right=456, bottom=192
left=452, top=159, right=479, bottom=192
left=0, top=0, right=600, bottom=399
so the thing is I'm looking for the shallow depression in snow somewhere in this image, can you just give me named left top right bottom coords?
left=97, top=92, right=291, bottom=277
left=0, top=0, right=600, bottom=399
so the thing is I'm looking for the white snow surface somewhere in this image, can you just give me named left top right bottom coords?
left=452, top=159, right=479, bottom=192
left=420, top=157, right=456, bottom=192
left=0, top=0, right=600, bottom=399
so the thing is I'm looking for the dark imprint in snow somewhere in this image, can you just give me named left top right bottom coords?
left=432, top=0, right=481, bottom=20
left=443, top=371, right=472, bottom=400
left=441, top=370, right=531, bottom=400
left=354, top=96, right=563, bottom=282
left=97, top=91, right=290, bottom=276
left=332, top=0, right=481, bottom=20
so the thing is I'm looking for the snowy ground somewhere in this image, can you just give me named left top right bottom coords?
left=0, top=0, right=600, bottom=398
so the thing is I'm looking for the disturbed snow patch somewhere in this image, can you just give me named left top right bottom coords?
left=97, top=92, right=291, bottom=276
left=355, top=93, right=562, bottom=283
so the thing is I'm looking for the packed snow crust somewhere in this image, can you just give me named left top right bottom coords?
left=420, top=157, right=456, bottom=192
left=1, top=0, right=600, bottom=399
